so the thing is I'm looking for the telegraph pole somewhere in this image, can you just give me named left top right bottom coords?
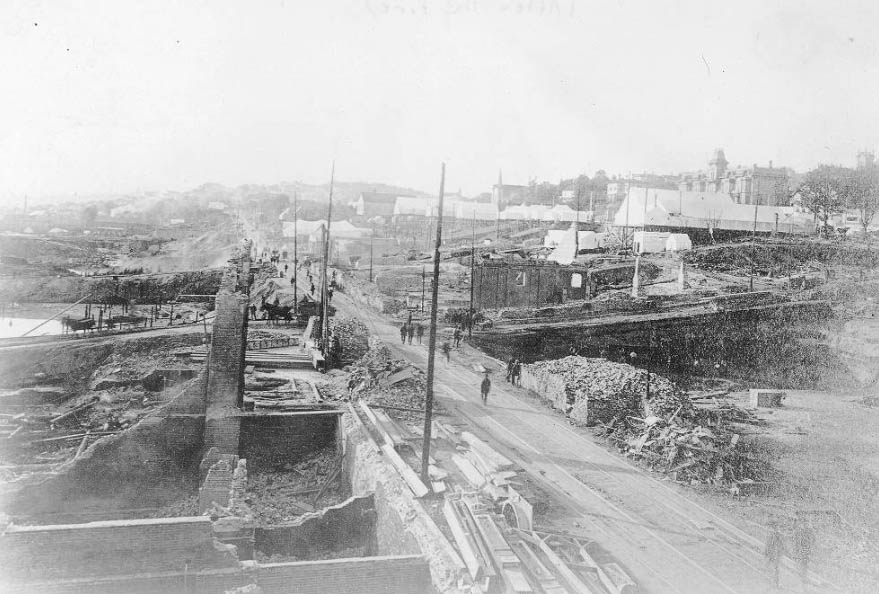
left=421, top=163, right=445, bottom=484
left=468, top=212, right=476, bottom=338
left=293, top=192, right=298, bottom=316
left=575, top=189, right=581, bottom=258
left=369, top=219, right=375, bottom=283
left=320, top=162, right=335, bottom=357
left=421, top=266, right=425, bottom=314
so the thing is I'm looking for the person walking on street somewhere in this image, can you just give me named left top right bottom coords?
left=481, top=374, right=491, bottom=405
left=400, top=323, right=408, bottom=344
left=506, top=358, right=514, bottom=383
left=407, top=323, right=415, bottom=345
left=453, top=326, right=462, bottom=348
left=512, top=359, right=522, bottom=387
left=415, top=323, right=424, bottom=344
left=441, top=340, right=452, bottom=365
left=792, top=513, right=815, bottom=591
left=764, top=521, right=785, bottom=588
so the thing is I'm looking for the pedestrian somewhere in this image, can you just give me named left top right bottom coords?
left=441, top=340, right=451, bottom=365
left=453, top=326, right=462, bottom=348
left=512, top=359, right=522, bottom=386
left=407, top=323, right=415, bottom=344
left=764, top=521, right=785, bottom=588
left=792, top=513, right=815, bottom=590
left=415, top=323, right=424, bottom=344
left=400, top=323, right=408, bottom=344
left=481, top=374, right=491, bottom=405
left=506, top=358, right=514, bottom=383
left=328, top=288, right=334, bottom=302
left=310, top=283, right=315, bottom=295
left=284, top=263, right=288, bottom=274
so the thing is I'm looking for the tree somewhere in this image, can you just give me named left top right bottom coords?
left=851, top=166, right=879, bottom=233
left=80, top=204, right=98, bottom=228
left=797, top=165, right=854, bottom=233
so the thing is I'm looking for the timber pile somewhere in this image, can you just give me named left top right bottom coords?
left=595, top=401, right=766, bottom=487
left=523, top=356, right=691, bottom=426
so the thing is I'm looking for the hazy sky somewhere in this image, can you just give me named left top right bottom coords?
left=2, top=0, right=877, bottom=204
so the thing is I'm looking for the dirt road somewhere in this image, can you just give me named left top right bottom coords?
left=335, top=288, right=833, bottom=594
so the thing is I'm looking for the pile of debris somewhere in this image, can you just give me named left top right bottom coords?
left=322, top=339, right=430, bottom=414
left=595, top=400, right=767, bottom=488
left=328, top=317, right=370, bottom=365
left=246, top=446, right=345, bottom=523
left=523, top=356, right=691, bottom=426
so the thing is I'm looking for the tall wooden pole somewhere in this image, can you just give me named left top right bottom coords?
left=293, top=192, right=298, bottom=316
left=421, top=162, right=445, bottom=484
left=320, top=162, right=335, bottom=357
left=369, top=220, right=374, bottom=283
left=575, top=189, right=581, bottom=258
left=468, top=212, right=476, bottom=338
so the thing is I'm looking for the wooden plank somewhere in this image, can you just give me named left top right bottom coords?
left=520, top=532, right=598, bottom=594
left=452, top=453, right=486, bottom=488
left=380, top=443, right=429, bottom=498
left=472, top=514, right=518, bottom=567
left=461, top=431, right=514, bottom=470
left=454, top=500, right=497, bottom=580
left=502, top=568, right=535, bottom=593
left=443, top=498, right=487, bottom=581
left=579, top=543, right=627, bottom=594
left=372, top=409, right=405, bottom=446
left=359, top=401, right=395, bottom=447
left=509, top=539, right=565, bottom=593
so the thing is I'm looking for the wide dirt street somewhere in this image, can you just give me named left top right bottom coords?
left=336, top=289, right=834, bottom=594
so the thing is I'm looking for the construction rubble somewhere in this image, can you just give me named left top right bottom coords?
left=522, top=355, right=692, bottom=425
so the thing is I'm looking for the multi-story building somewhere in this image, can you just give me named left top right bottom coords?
left=679, top=149, right=790, bottom=206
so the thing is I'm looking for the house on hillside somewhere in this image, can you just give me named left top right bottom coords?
left=350, top=192, right=411, bottom=219
left=679, top=149, right=791, bottom=206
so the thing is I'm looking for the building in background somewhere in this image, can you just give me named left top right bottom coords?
left=679, top=149, right=790, bottom=206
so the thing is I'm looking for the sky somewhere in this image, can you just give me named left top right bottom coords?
left=1, top=0, right=878, bottom=204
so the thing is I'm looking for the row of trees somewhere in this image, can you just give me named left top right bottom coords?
left=799, top=163, right=879, bottom=233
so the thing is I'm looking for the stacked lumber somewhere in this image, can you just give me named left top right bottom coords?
left=444, top=492, right=624, bottom=594
left=522, top=356, right=691, bottom=426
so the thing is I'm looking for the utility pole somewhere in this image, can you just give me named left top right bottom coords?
left=320, top=162, right=335, bottom=358
left=469, top=212, right=476, bottom=338
left=369, top=219, right=375, bottom=283
left=293, top=192, right=298, bottom=316
left=750, top=195, right=759, bottom=292
left=421, top=266, right=426, bottom=314
left=421, top=163, right=445, bottom=484
left=575, top=189, right=581, bottom=258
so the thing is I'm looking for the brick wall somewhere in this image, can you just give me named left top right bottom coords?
left=3, top=377, right=207, bottom=522
left=239, top=411, right=341, bottom=472
left=255, top=495, right=375, bottom=559
left=0, top=517, right=240, bottom=584
left=257, top=556, right=431, bottom=594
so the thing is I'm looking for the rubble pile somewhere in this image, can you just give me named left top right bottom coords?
left=329, top=317, right=370, bottom=365
left=523, top=356, right=690, bottom=426
left=593, top=397, right=766, bottom=487
left=319, top=339, right=431, bottom=414
left=246, top=446, right=344, bottom=523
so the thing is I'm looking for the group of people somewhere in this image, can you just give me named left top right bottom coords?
left=506, top=358, right=522, bottom=386
left=399, top=321, right=425, bottom=345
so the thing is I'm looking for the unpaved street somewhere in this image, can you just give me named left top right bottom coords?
left=336, top=289, right=833, bottom=594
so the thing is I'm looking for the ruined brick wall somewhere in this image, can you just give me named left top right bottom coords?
left=239, top=411, right=340, bottom=472
left=2, top=375, right=207, bottom=522
left=0, top=517, right=239, bottom=584
left=257, top=556, right=431, bottom=594
left=254, top=495, right=375, bottom=558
